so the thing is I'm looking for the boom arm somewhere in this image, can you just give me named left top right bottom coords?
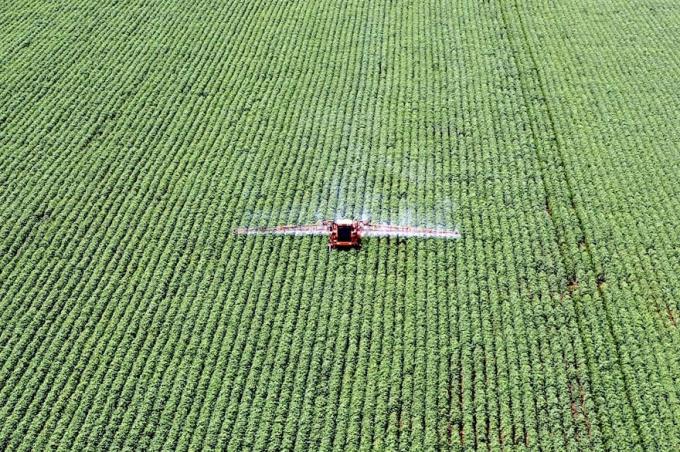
left=361, top=224, right=461, bottom=239
left=234, top=222, right=329, bottom=236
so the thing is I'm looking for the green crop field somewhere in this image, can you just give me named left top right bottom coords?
left=1, top=0, right=679, bottom=449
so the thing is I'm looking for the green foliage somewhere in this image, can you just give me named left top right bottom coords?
left=0, top=0, right=679, bottom=449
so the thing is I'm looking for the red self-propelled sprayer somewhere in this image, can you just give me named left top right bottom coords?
left=235, top=219, right=461, bottom=249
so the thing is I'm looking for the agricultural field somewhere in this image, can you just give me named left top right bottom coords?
left=1, top=0, right=679, bottom=449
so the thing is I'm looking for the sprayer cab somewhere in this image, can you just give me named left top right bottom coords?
left=328, top=219, right=363, bottom=249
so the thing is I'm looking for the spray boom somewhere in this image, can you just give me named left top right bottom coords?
left=235, top=219, right=461, bottom=249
